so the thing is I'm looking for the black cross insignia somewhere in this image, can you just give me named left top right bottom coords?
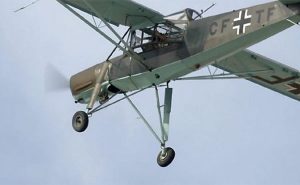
left=233, top=9, right=252, bottom=35
left=286, top=82, right=300, bottom=96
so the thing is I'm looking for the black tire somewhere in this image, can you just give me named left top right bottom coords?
left=72, top=111, right=89, bottom=132
left=157, top=147, right=175, bottom=167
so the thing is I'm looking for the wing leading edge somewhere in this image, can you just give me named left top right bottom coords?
left=60, top=0, right=164, bottom=29
left=214, top=50, right=300, bottom=101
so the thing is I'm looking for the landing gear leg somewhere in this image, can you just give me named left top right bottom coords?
left=72, top=62, right=109, bottom=133
left=125, top=85, right=175, bottom=167
left=155, top=86, right=175, bottom=167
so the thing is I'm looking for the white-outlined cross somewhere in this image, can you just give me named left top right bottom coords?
left=233, top=9, right=252, bottom=35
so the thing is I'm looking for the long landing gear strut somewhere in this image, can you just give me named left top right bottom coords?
left=72, top=86, right=175, bottom=167
left=71, top=86, right=175, bottom=167
left=124, top=86, right=175, bottom=167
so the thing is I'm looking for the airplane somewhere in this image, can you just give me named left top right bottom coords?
left=54, top=0, right=300, bottom=167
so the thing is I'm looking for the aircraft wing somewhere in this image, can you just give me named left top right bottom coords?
left=60, top=0, right=164, bottom=29
left=213, top=50, right=300, bottom=101
left=279, top=0, right=300, bottom=5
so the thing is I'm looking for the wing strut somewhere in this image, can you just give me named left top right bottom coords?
left=57, top=0, right=128, bottom=53
left=81, top=0, right=135, bottom=56
left=57, top=0, right=151, bottom=71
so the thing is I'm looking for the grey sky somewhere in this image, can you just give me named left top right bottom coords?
left=1, top=0, right=300, bottom=184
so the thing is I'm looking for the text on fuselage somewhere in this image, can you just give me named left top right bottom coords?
left=209, top=7, right=276, bottom=36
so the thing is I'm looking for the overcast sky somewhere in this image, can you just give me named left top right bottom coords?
left=1, top=0, right=300, bottom=185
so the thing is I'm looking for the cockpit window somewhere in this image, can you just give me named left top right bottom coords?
left=129, top=23, right=184, bottom=53
left=128, top=8, right=203, bottom=53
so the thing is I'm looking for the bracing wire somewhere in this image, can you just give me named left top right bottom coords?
left=14, top=0, right=41, bottom=13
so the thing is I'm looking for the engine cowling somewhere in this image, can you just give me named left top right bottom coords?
left=70, top=63, right=107, bottom=104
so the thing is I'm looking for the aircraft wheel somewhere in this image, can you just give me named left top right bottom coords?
left=72, top=111, right=89, bottom=132
left=157, top=147, right=175, bottom=167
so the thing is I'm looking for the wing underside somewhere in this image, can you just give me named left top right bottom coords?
left=214, top=50, right=300, bottom=101
left=279, top=0, right=300, bottom=5
left=60, top=0, right=164, bottom=29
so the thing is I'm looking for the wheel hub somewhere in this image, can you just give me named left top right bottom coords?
left=75, top=116, right=82, bottom=125
left=159, top=152, right=168, bottom=160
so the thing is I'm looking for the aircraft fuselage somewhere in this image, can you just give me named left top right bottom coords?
left=70, top=1, right=300, bottom=104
